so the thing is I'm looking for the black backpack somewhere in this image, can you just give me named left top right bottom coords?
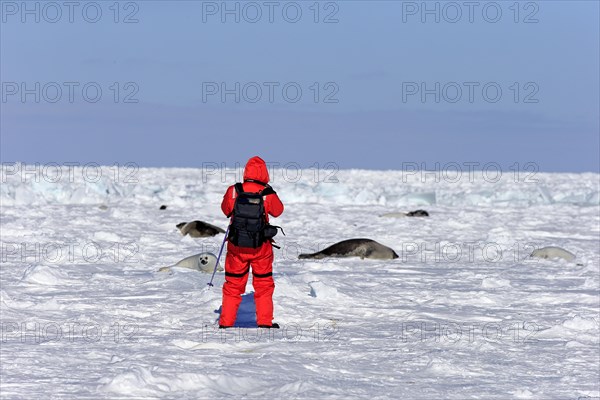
left=228, top=182, right=280, bottom=248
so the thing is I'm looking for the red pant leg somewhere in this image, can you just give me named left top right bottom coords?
left=219, top=247, right=250, bottom=326
left=250, top=243, right=275, bottom=326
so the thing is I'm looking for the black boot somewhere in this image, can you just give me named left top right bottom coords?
left=219, top=325, right=233, bottom=329
left=258, top=323, right=280, bottom=329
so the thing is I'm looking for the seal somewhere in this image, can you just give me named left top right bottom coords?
left=158, top=252, right=223, bottom=273
left=380, top=209, right=429, bottom=218
left=406, top=210, right=429, bottom=217
left=176, top=221, right=226, bottom=238
left=530, top=246, right=576, bottom=262
left=299, top=239, right=399, bottom=260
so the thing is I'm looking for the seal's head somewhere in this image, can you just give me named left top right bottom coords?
left=199, top=254, right=211, bottom=266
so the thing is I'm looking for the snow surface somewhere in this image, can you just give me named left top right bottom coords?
left=1, top=166, right=599, bottom=399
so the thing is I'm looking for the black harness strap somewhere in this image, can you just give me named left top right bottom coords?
left=235, top=181, right=276, bottom=197
left=234, top=182, right=244, bottom=194
left=244, top=178, right=268, bottom=186
left=225, top=268, right=250, bottom=278
left=261, top=186, right=275, bottom=196
left=269, top=225, right=285, bottom=236
left=252, top=271, right=273, bottom=278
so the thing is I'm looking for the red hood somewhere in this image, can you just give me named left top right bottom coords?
left=243, top=156, right=270, bottom=184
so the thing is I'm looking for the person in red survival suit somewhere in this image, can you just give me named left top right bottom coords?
left=219, top=156, right=284, bottom=328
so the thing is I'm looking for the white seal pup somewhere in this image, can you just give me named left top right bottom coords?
left=176, top=221, right=226, bottom=238
left=299, top=239, right=399, bottom=260
left=530, top=246, right=576, bottom=262
left=159, top=252, right=223, bottom=273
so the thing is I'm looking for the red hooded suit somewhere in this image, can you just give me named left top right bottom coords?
left=219, top=156, right=284, bottom=327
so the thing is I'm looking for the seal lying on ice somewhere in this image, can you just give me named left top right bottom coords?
left=299, top=239, right=399, bottom=260
left=380, top=209, right=429, bottom=218
left=176, top=221, right=226, bottom=238
left=159, top=252, right=223, bottom=273
left=530, top=246, right=576, bottom=262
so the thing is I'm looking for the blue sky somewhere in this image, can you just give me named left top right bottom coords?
left=1, top=1, right=599, bottom=171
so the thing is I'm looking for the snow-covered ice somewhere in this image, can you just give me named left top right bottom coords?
left=1, top=166, right=599, bottom=399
